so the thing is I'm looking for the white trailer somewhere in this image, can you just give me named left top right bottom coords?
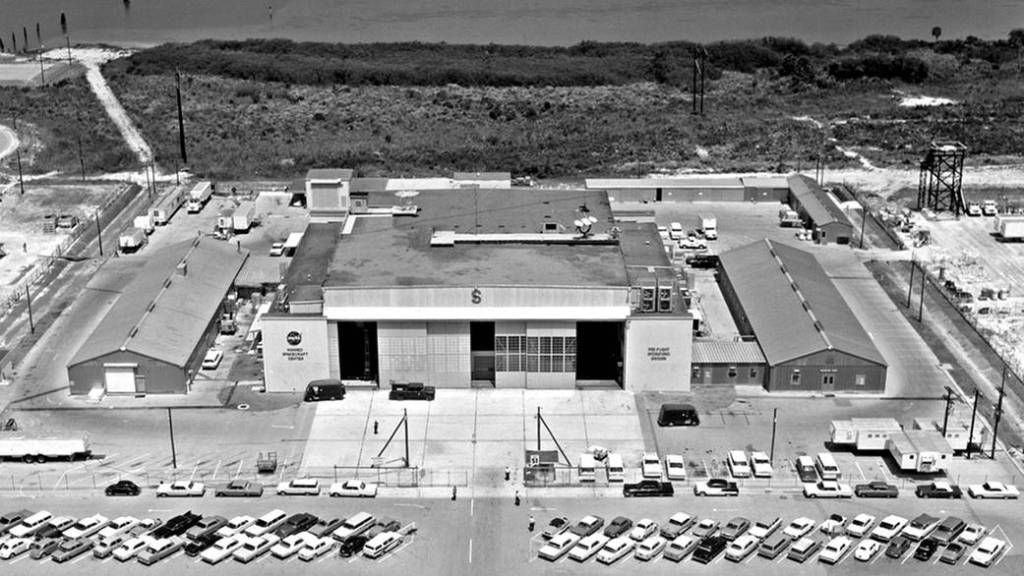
left=118, top=227, right=147, bottom=253
left=886, top=430, right=952, bottom=473
left=133, top=214, right=155, bottom=234
left=187, top=181, right=214, bottom=213
left=912, top=417, right=987, bottom=452
left=216, top=207, right=235, bottom=232
left=0, top=434, right=91, bottom=463
left=829, top=418, right=902, bottom=451
left=283, top=232, right=304, bottom=257
left=779, top=208, right=801, bottom=227
left=232, top=206, right=256, bottom=233
left=699, top=214, right=718, bottom=240
left=995, top=216, right=1024, bottom=241
left=150, top=189, right=186, bottom=225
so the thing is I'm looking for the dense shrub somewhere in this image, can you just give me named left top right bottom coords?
left=828, top=55, right=929, bottom=83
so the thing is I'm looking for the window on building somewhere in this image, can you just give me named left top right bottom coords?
left=692, top=365, right=702, bottom=379
left=791, top=369, right=801, bottom=385
left=749, top=367, right=758, bottom=379
left=855, top=374, right=866, bottom=386
left=727, top=366, right=737, bottom=378
left=498, top=335, right=575, bottom=373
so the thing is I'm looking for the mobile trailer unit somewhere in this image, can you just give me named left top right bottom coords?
left=912, top=417, right=987, bottom=452
left=232, top=206, right=256, bottom=233
left=151, top=189, right=186, bottom=225
left=216, top=208, right=235, bottom=232
left=995, top=216, right=1024, bottom=241
left=133, top=214, right=155, bottom=234
left=829, top=418, right=902, bottom=451
left=0, top=434, right=91, bottom=463
left=886, top=430, right=952, bottom=473
left=118, top=227, right=147, bottom=253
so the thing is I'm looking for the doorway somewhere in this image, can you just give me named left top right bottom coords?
left=470, top=322, right=495, bottom=384
left=576, top=322, right=623, bottom=384
left=338, top=322, right=378, bottom=381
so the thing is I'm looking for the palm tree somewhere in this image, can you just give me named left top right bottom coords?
left=932, top=26, right=942, bottom=42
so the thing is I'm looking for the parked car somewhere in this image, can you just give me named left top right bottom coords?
left=234, top=534, right=280, bottom=563
left=65, top=514, right=110, bottom=538
left=803, top=480, right=853, bottom=498
left=245, top=510, right=288, bottom=538
left=629, top=519, right=658, bottom=541
left=538, top=533, right=579, bottom=561
left=727, top=450, right=751, bottom=478
left=641, top=453, right=662, bottom=478
left=298, top=537, right=335, bottom=561
left=30, top=537, right=63, bottom=560
left=660, top=513, right=694, bottom=539
left=105, top=480, right=141, bottom=497
left=274, top=513, right=318, bottom=539
left=186, top=515, right=228, bottom=541
left=201, top=350, right=223, bottom=370
left=959, top=523, right=987, bottom=545
left=969, top=536, right=1006, bottom=567
left=819, top=514, right=848, bottom=537
left=678, top=235, right=707, bottom=250
left=885, top=536, right=913, bottom=558
left=854, top=539, right=882, bottom=561
left=794, top=455, right=818, bottom=482
left=854, top=480, right=898, bottom=498
left=362, top=531, right=403, bottom=559
left=685, top=254, right=719, bottom=269
left=694, top=478, right=739, bottom=496
left=338, top=535, right=368, bottom=558
left=215, top=480, right=264, bottom=497
left=721, top=517, right=751, bottom=541
left=664, top=454, right=687, bottom=480
left=568, top=533, right=608, bottom=562
left=692, top=535, right=729, bottom=564
left=0, top=509, right=32, bottom=536
left=783, top=517, right=815, bottom=540
left=98, top=516, right=140, bottom=541
left=725, top=534, right=759, bottom=562
left=113, top=536, right=156, bottom=562
left=269, top=242, right=285, bottom=256
left=366, top=519, right=401, bottom=540
left=276, top=478, right=321, bottom=496
left=872, top=515, right=909, bottom=542
left=51, top=538, right=94, bottom=563
left=623, top=480, right=674, bottom=497
left=634, top=535, right=667, bottom=561
left=933, top=516, right=967, bottom=545
left=200, top=535, right=245, bottom=564
left=8, top=510, right=53, bottom=538
left=388, top=382, right=436, bottom=401
left=156, top=480, right=205, bottom=497
left=787, top=536, right=823, bottom=563
left=967, top=481, right=1020, bottom=499
left=914, top=537, right=940, bottom=561
left=184, top=532, right=221, bottom=557
left=603, top=516, right=632, bottom=539
left=915, top=481, right=962, bottom=499
left=332, top=512, right=376, bottom=541
left=542, top=516, right=571, bottom=540
left=36, top=516, right=75, bottom=540
left=329, top=479, right=378, bottom=498
left=0, top=537, right=33, bottom=560
left=693, top=518, right=720, bottom=539
left=595, top=537, right=634, bottom=564
left=846, top=514, right=876, bottom=538
left=941, top=542, right=967, bottom=564
left=665, top=534, right=699, bottom=561
left=138, top=536, right=185, bottom=565
left=750, top=451, right=772, bottom=478
left=748, top=517, right=781, bottom=541
left=309, top=517, right=346, bottom=539
left=271, top=532, right=318, bottom=559
left=819, top=536, right=852, bottom=564
left=903, top=513, right=941, bottom=541
left=151, top=511, right=201, bottom=539
left=570, top=515, right=605, bottom=538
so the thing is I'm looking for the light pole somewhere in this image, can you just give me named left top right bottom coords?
left=991, top=364, right=1007, bottom=459
left=167, top=408, right=178, bottom=469
left=769, top=408, right=778, bottom=462
left=966, top=390, right=980, bottom=460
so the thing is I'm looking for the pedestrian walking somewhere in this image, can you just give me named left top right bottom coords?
left=504, top=465, right=511, bottom=481
left=528, top=515, right=535, bottom=532
left=514, top=490, right=520, bottom=506
left=452, top=486, right=457, bottom=501
left=373, top=420, right=379, bottom=435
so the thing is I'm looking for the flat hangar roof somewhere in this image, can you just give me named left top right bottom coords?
left=323, top=188, right=638, bottom=288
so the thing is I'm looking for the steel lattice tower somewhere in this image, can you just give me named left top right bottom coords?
left=917, top=141, right=967, bottom=216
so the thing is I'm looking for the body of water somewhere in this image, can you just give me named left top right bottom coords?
left=1, top=0, right=1022, bottom=49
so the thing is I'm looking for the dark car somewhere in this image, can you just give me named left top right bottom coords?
left=933, top=516, right=967, bottom=545
left=657, top=404, right=699, bottom=427
left=794, top=456, right=818, bottom=483
left=152, top=511, right=202, bottom=539
left=30, top=537, right=63, bottom=560
left=185, top=532, right=220, bottom=557
left=604, top=516, right=633, bottom=539
left=389, top=382, right=436, bottom=401
left=366, top=518, right=401, bottom=540
left=885, top=536, right=913, bottom=559
left=186, top=515, right=228, bottom=541
left=569, top=516, right=605, bottom=538
left=51, top=538, right=94, bottom=563
left=914, top=538, right=940, bottom=561
left=692, top=536, right=729, bottom=564
left=304, top=379, right=345, bottom=402
left=105, top=480, right=141, bottom=497
left=685, top=254, right=720, bottom=269
left=274, top=513, right=318, bottom=539
left=0, top=509, right=32, bottom=535
left=854, top=481, right=898, bottom=498
left=214, top=480, right=264, bottom=498
left=338, top=535, right=368, bottom=558
left=310, top=517, right=346, bottom=538
left=941, top=542, right=966, bottom=564
left=720, top=517, right=751, bottom=541
left=915, top=482, right=963, bottom=499
left=623, top=480, right=674, bottom=497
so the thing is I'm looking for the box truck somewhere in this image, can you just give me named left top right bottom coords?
left=133, top=214, right=155, bottom=235
left=216, top=208, right=235, bottom=232
left=995, top=216, right=1024, bottom=241
left=187, top=181, right=214, bottom=213
left=118, top=228, right=147, bottom=253
left=0, top=434, right=91, bottom=463
left=700, top=214, right=718, bottom=240
left=232, top=206, right=256, bottom=233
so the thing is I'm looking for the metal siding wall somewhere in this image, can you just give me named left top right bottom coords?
left=427, top=322, right=471, bottom=388
left=525, top=322, right=576, bottom=389
left=327, top=321, right=340, bottom=379
left=691, top=363, right=766, bottom=386
left=377, top=322, right=428, bottom=387
left=495, top=321, right=526, bottom=388
left=767, top=353, right=885, bottom=392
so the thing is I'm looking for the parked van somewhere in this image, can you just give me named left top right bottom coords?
left=669, top=222, right=684, bottom=240
left=815, top=453, right=841, bottom=480
left=362, top=532, right=402, bottom=559
left=758, top=534, right=790, bottom=559
left=333, top=512, right=375, bottom=541
left=606, top=454, right=624, bottom=483
left=304, top=379, right=345, bottom=402
left=245, top=510, right=288, bottom=538
left=657, top=404, right=700, bottom=427
left=787, top=537, right=822, bottom=563
left=578, top=454, right=596, bottom=483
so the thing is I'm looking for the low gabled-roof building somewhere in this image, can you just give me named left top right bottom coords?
left=786, top=175, right=855, bottom=244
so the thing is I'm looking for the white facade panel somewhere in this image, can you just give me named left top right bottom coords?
left=262, top=316, right=330, bottom=392
left=623, top=316, right=692, bottom=392
left=378, top=322, right=429, bottom=386
left=325, top=306, right=629, bottom=321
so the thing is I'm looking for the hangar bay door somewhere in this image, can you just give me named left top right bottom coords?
left=104, top=364, right=137, bottom=394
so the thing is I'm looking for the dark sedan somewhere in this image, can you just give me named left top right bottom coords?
left=692, top=536, right=728, bottom=564
left=623, top=480, right=674, bottom=497
left=310, top=517, right=346, bottom=538
left=854, top=481, right=898, bottom=498
left=0, top=509, right=32, bottom=535
left=720, top=517, right=751, bottom=541
left=185, top=533, right=220, bottom=557
left=214, top=480, right=264, bottom=498
left=604, top=516, right=633, bottom=539
left=389, top=382, right=436, bottom=401
left=915, top=482, right=963, bottom=499
left=914, top=538, right=940, bottom=561
left=105, top=480, right=141, bottom=497
left=51, top=538, right=93, bottom=563
left=941, top=542, right=967, bottom=564
left=338, top=535, right=368, bottom=558
left=885, top=536, right=912, bottom=559
left=152, top=511, right=202, bottom=539
left=274, top=513, right=318, bottom=539
left=30, top=538, right=63, bottom=560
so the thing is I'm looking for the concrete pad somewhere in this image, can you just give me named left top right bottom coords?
left=579, top=390, right=637, bottom=415
left=423, top=392, right=479, bottom=415
left=475, top=390, right=528, bottom=415
left=473, top=440, right=524, bottom=469
left=301, top=440, right=363, bottom=468
left=474, top=415, right=527, bottom=441
left=533, top=414, right=588, bottom=440
left=525, top=390, right=582, bottom=414
left=420, top=440, right=476, bottom=469
left=584, top=415, right=645, bottom=440
left=306, top=413, right=369, bottom=439
left=422, top=416, right=476, bottom=440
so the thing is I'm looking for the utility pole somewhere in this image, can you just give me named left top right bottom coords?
left=769, top=408, right=778, bottom=462
left=175, top=69, right=188, bottom=164
left=13, top=114, right=25, bottom=195
left=965, top=390, right=979, bottom=460
left=167, top=408, right=178, bottom=469
left=95, top=212, right=104, bottom=257
left=941, top=386, right=954, bottom=436
left=906, top=259, right=916, bottom=308
left=38, top=46, right=45, bottom=86
left=859, top=205, right=867, bottom=249
left=991, top=365, right=1007, bottom=459
left=536, top=406, right=541, bottom=451
left=918, top=264, right=926, bottom=322
left=403, top=408, right=409, bottom=468
left=25, top=285, right=34, bottom=333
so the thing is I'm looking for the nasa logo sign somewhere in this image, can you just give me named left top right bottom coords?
left=286, top=331, right=302, bottom=345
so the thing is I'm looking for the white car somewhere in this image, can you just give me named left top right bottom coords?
left=568, top=533, right=609, bottom=562
left=634, top=535, right=667, bottom=561
left=156, top=480, right=205, bottom=497
left=234, top=534, right=280, bottom=563
left=245, top=510, right=288, bottom=537
left=641, top=453, right=662, bottom=478
left=276, top=478, right=321, bottom=495
left=846, top=514, right=876, bottom=538
left=362, top=531, right=402, bottom=559
left=630, top=519, right=658, bottom=541
left=298, top=536, right=335, bottom=561
left=657, top=226, right=670, bottom=241
left=538, top=533, right=579, bottom=561
left=596, top=537, right=634, bottom=564
left=783, top=517, right=816, bottom=540
left=748, top=517, right=781, bottom=541
left=853, top=539, right=882, bottom=561
left=728, top=450, right=751, bottom=478
left=0, top=538, right=32, bottom=559
left=113, top=536, right=156, bottom=562
left=201, top=349, right=223, bottom=370
left=819, top=514, right=848, bottom=536
left=678, top=235, right=707, bottom=250
left=669, top=222, right=684, bottom=240
left=64, top=513, right=110, bottom=538
left=750, top=451, right=773, bottom=478
left=870, top=515, right=908, bottom=542
left=819, top=536, right=852, bottom=564
left=959, top=523, right=987, bottom=545
left=329, top=479, right=378, bottom=497
left=967, top=202, right=982, bottom=216
left=269, top=242, right=285, bottom=256
left=725, top=534, right=759, bottom=562
left=969, top=536, right=1006, bottom=567
left=216, top=515, right=256, bottom=538
left=804, top=480, right=853, bottom=498
left=98, top=516, right=140, bottom=540
left=8, top=510, right=52, bottom=538
left=967, top=481, right=1020, bottom=499
left=201, top=535, right=246, bottom=564
left=661, top=512, right=694, bottom=539
left=982, top=200, right=998, bottom=216
left=665, top=454, right=687, bottom=480
left=271, top=532, right=317, bottom=559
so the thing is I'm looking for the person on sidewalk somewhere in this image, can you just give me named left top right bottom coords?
left=514, top=490, right=520, bottom=506
left=452, top=485, right=457, bottom=501
left=528, top=515, right=535, bottom=532
left=373, top=420, right=379, bottom=435
left=504, top=465, right=511, bottom=481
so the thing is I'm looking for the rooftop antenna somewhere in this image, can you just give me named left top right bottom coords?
left=574, top=215, right=598, bottom=238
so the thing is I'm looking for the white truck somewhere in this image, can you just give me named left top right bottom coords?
left=778, top=208, right=801, bottom=228
left=995, top=216, right=1024, bottom=241
left=216, top=208, right=235, bottom=232
left=150, top=189, right=186, bottom=225
left=118, top=227, right=147, bottom=253
left=829, top=418, right=902, bottom=451
left=232, top=206, right=256, bottom=233
left=132, top=214, right=155, bottom=235
left=0, top=434, right=91, bottom=463
left=187, top=181, right=214, bottom=214
left=700, top=214, right=718, bottom=240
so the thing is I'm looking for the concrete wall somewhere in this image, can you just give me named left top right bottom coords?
left=623, top=316, right=692, bottom=392
left=690, top=362, right=766, bottom=386
left=262, top=315, right=331, bottom=392
left=743, top=187, right=789, bottom=202
left=68, top=351, right=186, bottom=396
left=767, top=350, right=886, bottom=393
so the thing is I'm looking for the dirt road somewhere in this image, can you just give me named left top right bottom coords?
left=0, top=124, right=16, bottom=160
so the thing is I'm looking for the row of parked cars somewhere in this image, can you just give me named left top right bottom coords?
left=536, top=510, right=1007, bottom=568
left=0, top=508, right=411, bottom=565
left=105, top=477, right=379, bottom=498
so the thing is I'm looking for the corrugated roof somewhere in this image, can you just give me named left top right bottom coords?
left=787, top=174, right=853, bottom=228
left=235, top=255, right=284, bottom=287
left=889, top=430, right=953, bottom=453
left=718, top=239, right=886, bottom=366
left=453, top=172, right=511, bottom=181
left=306, top=168, right=353, bottom=181
left=585, top=177, right=744, bottom=189
left=741, top=176, right=789, bottom=188
left=691, top=341, right=766, bottom=364
left=69, top=239, right=247, bottom=368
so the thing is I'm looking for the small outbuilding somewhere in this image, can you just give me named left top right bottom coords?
left=786, top=175, right=855, bottom=244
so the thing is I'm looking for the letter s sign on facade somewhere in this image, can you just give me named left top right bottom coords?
left=471, top=288, right=482, bottom=304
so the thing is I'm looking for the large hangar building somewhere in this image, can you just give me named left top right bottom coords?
left=261, top=185, right=692, bottom=393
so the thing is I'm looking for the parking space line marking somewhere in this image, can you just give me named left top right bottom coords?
left=211, top=459, right=221, bottom=479
left=468, top=538, right=473, bottom=563
left=9, top=555, right=26, bottom=564
left=854, top=462, right=866, bottom=481
left=777, top=553, right=787, bottom=564
left=901, top=551, right=912, bottom=565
